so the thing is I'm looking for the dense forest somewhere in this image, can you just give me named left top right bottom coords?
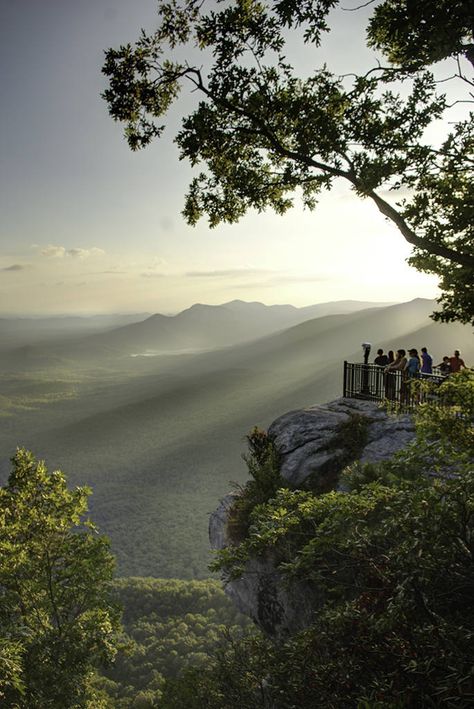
left=94, top=579, right=253, bottom=708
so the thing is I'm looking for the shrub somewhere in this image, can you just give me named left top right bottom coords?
left=226, top=428, right=286, bottom=543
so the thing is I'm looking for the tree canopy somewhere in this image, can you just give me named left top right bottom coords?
left=0, top=449, right=120, bottom=708
left=94, top=577, right=253, bottom=707
left=367, top=0, right=474, bottom=69
left=103, top=0, right=473, bottom=325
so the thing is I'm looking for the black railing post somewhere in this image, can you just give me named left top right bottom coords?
left=343, top=361, right=348, bottom=397
left=361, top=344, right=371, bottom=396
left=361, top=364, right=370, bottom=396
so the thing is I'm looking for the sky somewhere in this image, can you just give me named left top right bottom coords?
left=0, top=0, right=442, bottom=316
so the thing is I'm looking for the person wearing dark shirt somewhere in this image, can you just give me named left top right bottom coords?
left=436, top=357, right=451, bottom=376
left=420, top=347, right=433, bottom=374
left=374, top=349, right=389, bottom=366
left=385, top=349, right=407, bottom=400
left=387, top=350, right=394, bottom=364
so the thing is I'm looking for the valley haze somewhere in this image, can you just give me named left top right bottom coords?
left=0, top=298, right=472, bottom=578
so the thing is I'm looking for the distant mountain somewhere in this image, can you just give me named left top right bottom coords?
left=57, top=298, right=394, bottom=358
left=1, top=297, right=471, bottom=579
left=0, top=313, right=150, bottom=351
left=204, top=298, right=472, bottom=377
left=298, top=299, right=394, bottom=319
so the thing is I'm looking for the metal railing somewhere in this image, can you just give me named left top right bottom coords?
left=343, top=362, right=448, bottom=410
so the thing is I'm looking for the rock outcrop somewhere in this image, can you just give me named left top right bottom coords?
left=269, top=397, right=414, bottom=487
left=209, top=397, right=415, bottom=638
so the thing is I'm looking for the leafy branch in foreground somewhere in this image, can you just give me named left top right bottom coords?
left=103, top=0, right=474, bottom=324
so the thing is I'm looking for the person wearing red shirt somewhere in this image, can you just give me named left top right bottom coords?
left=449, top=350, right=466, bottom=373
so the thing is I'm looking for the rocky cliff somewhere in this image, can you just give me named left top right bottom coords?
left=209, top=397, right=415, bottom=638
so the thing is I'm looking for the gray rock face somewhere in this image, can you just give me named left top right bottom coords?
left=223, top=554, right=321, bottom=638
left=268, top=397, right=414, bottom=487
left=208, top=494, right=237, bottom=551
left=209, top=397, right=415, bottom=638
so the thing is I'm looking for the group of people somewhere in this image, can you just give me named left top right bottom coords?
left=373, top=347, right=467, bottom=378
left=371, top=348, right=468, bottom=402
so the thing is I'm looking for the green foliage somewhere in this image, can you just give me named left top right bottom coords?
left=415, top=369, right=474, bottom=453
left=159, top=631, right=272, bottom=709
left=367, top=0, right=474, bottom=69
left=103, top=0, right=474, bottom=324
left=226, top=427, right=286, bottom=543
left=343, top=370, right=474, bottom=492
left=94, top=577, right=253, bottom=707
left=185, top=475, right=474, bottom=706
left=0, top=449, right=121, bottom=708
left=334, top=413, right=370, bottom=459
left=200, top=374, right=474, bottom=706
left=220, top=415, right=369, bottom=556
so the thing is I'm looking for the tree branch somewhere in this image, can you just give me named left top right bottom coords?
left=183, top=67, right=351, bottom=181
left=342, top=0, right=377, bottom=11
left=176, top=67, right=474, bottom=269
left=366, top=189, right=474, bottom=268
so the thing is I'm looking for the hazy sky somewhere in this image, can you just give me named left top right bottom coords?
left=0, top=0, right=441, bottom=315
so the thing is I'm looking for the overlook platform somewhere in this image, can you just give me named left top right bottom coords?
left=343, top=362, right=446, bottom=410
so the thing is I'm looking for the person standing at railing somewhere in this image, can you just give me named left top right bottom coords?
left=421, top=347, right=433, bottom=375
left=386, top=349, right=407, bottom=373
left=436, top=356, right=451, bottom=376
left=385, top=349, right=407, bottom=400
left=374, top=349, right=389, bottom=397
left=403, top=349, right=421, bottom=404
left=406, top=349, right=421, bottom=378
left=374, top=349, right=389, bottom=367
left=449, top=350, right=467, bottom=373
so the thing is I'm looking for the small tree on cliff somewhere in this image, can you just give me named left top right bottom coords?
left=0, top=449, right=120, bottom=708
left=102, top=0, right=473, bottom=325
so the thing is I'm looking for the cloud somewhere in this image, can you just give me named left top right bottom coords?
left=39, top=245, right=105, bottom=259
left=270, top=274, right=331, bottom=284
left=147, top=257, right=168, bottom=270
left=141, top=272, right=166, bottom=278
left=41, top=245, right=66, bottom=258
left=1, top=263, right=28, bottom=272
left=67, top=247, right=105, bottom=259
left=232, top=273, right=331, bottom=289
left=185, top=268, right=275, bottom=278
